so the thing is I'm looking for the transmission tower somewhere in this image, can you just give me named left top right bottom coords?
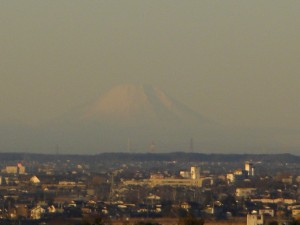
left=149, top=141, right=156, bottom=153
left=127, top=138, right=132, bottom=153
left=189, top=138, right=194, bottom=153
left=108, top=171, right=116, bottom=203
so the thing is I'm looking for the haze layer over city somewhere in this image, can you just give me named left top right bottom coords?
left=1, top=1, right=300, bottom=154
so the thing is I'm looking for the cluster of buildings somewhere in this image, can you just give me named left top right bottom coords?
left=121, top=161, right=300, bottom=222
left=0, top=155, right=298, bottom=224
left=226, top=161, right=255, bottom=183
left=123, top=166, right=213, bottom=187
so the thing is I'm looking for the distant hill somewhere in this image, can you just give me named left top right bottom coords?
left=94, top=152, right=300, bottom=163
left=0, top=152, right=299, bottom=164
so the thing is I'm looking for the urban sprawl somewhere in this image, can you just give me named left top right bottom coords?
left=0, top=153, right=299, bottom=225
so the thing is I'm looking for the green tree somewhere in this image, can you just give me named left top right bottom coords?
left=134, top=222, right=161, bottom=225
left=80, top=216, right=111, bottom=225
left=178, top=215, right=205, bottom=225
left=80, top=221, right=91, bottom=225
left=268, top=221, right=278, bottom=225
left=289, top=219, right=300, bottom=225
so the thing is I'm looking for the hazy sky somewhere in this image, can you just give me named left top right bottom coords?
left=1, top=0, right=300, bottom=129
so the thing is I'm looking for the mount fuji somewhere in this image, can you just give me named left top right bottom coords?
left=0, top=84, right=284, bottom=154
left=45, top=84, right=225, bottom=153
left=82, top=84, right=214, bottom=127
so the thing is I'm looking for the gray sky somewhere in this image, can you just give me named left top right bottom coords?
left=1, top=0, right=300, bottom=130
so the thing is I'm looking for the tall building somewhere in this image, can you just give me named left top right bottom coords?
left=17, top=163, right=26, bottom=174
left=190, top=166, right=200, bottom=180
left=245, top=161, right=255, bottom=176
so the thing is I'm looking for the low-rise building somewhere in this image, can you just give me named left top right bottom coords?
left=247, top=214, right=264, bottom=225
left=236, top=188, right=256, bottom=198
